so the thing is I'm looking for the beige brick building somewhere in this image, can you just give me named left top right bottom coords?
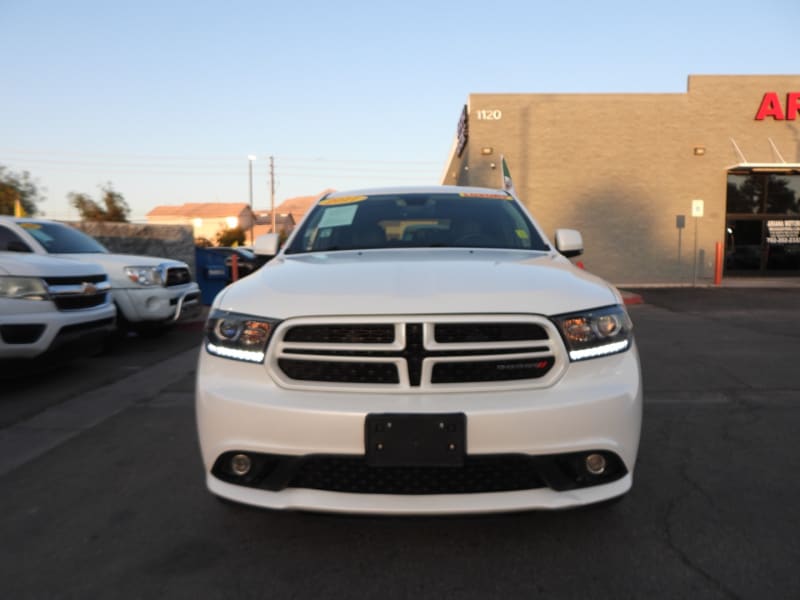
left=442, top=75, right=800, bottom=285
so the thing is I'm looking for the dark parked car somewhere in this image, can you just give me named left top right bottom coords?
left=204, top=247, right=266, bottom=281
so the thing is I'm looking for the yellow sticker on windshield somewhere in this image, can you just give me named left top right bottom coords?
left=319, top=195, right=368, bottom=206
left=19, top=223, right=42, bottom=230
left=458, top=192, right=511, bottom=200
left=515, top=229, right=529, bottom=239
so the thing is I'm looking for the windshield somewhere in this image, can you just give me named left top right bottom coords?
left=285, top=192, right=550, bottom=254
left=20, top=221, right=109, bottom=254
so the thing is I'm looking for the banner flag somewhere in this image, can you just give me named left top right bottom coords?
left=14, top=196, right=26, bottom=217
left=501, top=155, right=517, bottom=197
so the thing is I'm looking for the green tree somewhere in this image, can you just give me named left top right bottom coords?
left=0, top=165, right=45, bottom=216
left=69, top=183, right=130, bottom=222
left=216, top=227, right=246, bottom=247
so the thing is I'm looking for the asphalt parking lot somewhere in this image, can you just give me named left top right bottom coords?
left=1, top=287, right=798, bottom=599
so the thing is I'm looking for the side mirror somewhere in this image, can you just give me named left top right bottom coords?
left=554, top=229, right=583, bottom=258
left=253, top=233, right=280, bottom=256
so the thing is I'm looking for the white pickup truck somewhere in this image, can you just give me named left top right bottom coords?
left=0, top=217, right=200, bottom=335
left=0, top=252, right=116, bottom=361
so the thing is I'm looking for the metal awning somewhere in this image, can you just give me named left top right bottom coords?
left=727, top=163, right=800, bottom=173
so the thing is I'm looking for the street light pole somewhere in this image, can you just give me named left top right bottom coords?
left=247, top=155, right=257, bottom=244
left=270, top=155, right=276, bottom=234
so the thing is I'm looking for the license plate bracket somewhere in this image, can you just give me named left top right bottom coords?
left=365, top=413, right=466, bottom=467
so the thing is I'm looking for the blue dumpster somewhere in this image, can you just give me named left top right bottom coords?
left=195, top=247, right=230, bottom=305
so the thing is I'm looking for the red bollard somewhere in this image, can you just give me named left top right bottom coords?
left=714, top=241, right=723, bottom=286
left=230, top=253, right=239, bottom=282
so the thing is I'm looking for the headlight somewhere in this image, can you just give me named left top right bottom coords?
left=125, top=266, right=163, bottom=286
left=0, top=276, right=49, bottom=301
left=205, top=310, right=279, bottom=363
left=551, top=305, right=633, bottom=361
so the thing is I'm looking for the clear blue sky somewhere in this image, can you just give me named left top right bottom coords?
left=1, top=0, right=797, bottom=221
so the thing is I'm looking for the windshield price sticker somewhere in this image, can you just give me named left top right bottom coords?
left=459, top=192, right=511, bottom=200
left=319, top=195, right=368, bottom=206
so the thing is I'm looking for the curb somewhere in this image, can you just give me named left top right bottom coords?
left=620, top=290, right=644, bottom=305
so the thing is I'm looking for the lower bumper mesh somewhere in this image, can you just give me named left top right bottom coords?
left=211, top=450, right=627, bottom=495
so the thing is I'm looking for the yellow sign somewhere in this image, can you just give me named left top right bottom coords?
left=319, top=195, right=368, bottom=206
left=458, top=192, right=511, bottom=200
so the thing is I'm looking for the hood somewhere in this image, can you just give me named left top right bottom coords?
left=53, top=253, right=188, bottom=284
left=215, top=248, right=621, bottom=319
left=54, top=253, right=186, bottom=269
left=0, top=252, right=106, bottom=278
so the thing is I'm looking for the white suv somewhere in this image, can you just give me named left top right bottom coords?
left=196, top=186, right=642, bottom=514
left=0, top=252, right=115, bottom=361
left=0, top=217, right=200, bottom=335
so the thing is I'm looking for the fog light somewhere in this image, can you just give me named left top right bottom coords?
left=585, top=453, right=606, bottom=475
left=231, top=453, right=252, bottom=476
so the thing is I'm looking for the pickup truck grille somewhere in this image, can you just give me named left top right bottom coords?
left=269, top=316, right=566, bottom=392
left=165, top=267, right=192, bottom=287
left=44, top=276, right=112, bottom=311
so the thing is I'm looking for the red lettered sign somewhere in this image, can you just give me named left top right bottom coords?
left=755, top=92, right=800, bottom=120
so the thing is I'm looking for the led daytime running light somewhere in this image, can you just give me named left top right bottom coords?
left=206, top=342, right=265, bottom=363
left=569, top=340, right=630, bottom=361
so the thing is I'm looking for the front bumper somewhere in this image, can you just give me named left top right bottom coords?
left=0, top=299, right=116, bottom=360
left=114, top=283, right=201, bottom=324
left=196, top=343, right=642, bottom=514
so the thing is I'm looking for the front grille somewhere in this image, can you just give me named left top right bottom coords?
left=45, top=276, right=111, bottom=312
left=271, top=315, right=564, bottom=391
left=43, top=274, right=106, bottom=286
left=52, top=293, right=109, bottom=310
left=165, top=267, right=192, bottom=287
left=211, top=450, right=627, bottom=495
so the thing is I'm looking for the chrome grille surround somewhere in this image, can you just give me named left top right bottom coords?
left=267, top=315, right=567, bottom=393
left=46, top=276, right=112, bottom=311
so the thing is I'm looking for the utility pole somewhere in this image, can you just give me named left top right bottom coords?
left=270, top=156, right=276, bottom=233
left=247, top=155, right=256, bottom=244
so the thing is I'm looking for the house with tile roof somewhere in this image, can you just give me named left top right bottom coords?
left=146, top=202, right=254, bottom=243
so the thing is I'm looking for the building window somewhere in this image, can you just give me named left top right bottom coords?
left=726, top=172, right=800, bottom=273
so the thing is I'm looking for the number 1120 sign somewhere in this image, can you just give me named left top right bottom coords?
left=476, top=109, right=502, bottom=120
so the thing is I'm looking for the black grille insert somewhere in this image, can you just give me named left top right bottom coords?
left=284, top=324, right=395, bottom=344
left=278, top=358, right=399, bottom=384
left=53, top=294, right=109, bottom=311
left=43, top=274, right=106, bottom=285
left=166, top=267, right=192, bottom=287
left=432, top=357, right=555, bottom=383
left=435, top=322, right=549, bottom=343
left=0, top=324, right=45, bottom=344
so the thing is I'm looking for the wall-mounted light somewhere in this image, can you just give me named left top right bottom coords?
left=481, top=147, right=493, bottom=155
left=693, top=146, right=706, bottom=156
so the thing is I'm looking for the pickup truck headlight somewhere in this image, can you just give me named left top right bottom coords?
left=125, top=266, right=163, bottom=286
left=551, top=305, right=633, bottom=361
left=0, top=276, right=49, bottom=301
left=205, top=310, right=279, bottom=363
